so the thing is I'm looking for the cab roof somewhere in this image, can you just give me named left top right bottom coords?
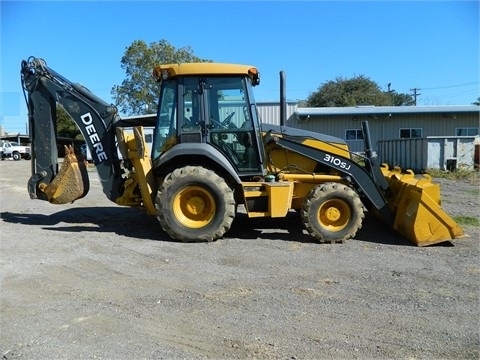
left=153, top=63, right=260, bottom=85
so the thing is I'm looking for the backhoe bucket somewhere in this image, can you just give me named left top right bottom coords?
left=38, top=145, right=89, bottom=204
left=381, top=166, right=465, bottom=246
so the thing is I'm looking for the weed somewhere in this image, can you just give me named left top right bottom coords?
left=454, top=216, right=480, bottom=227
left=427, top=168, right=480, bottom=181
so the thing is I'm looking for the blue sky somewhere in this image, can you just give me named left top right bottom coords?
left=1, top=0, right=479, bottom=134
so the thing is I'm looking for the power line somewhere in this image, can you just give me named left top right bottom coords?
left=421, top=82, right=479, bottom=90
left=409, top=82, right=479, bottom=105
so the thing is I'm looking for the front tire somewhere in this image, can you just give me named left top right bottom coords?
left=156, top=166, right=235, bottom=242
left=12, top=152, right=21, bottom=161
left=301, top=182, right=364, bottom=243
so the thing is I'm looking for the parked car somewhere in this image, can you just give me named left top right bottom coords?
left=0, top=141, right=31, bottom=160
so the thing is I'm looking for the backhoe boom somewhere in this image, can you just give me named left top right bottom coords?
left=21, top=57, right=124, bottom=203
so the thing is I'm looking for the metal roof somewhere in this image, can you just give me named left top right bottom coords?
left=257, top=100, right=298, bottom=105
left=295, top=105, right=479, bottom=117
left=118, top=113, right=156, bottom=127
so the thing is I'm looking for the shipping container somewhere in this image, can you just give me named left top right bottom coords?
left=378, top=136, right=478, bottom=172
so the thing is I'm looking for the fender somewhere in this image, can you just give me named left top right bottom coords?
left=154, top=142, right=242, bottom=185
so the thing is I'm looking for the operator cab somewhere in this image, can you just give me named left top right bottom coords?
left=152, top=64, right=265, bottom=176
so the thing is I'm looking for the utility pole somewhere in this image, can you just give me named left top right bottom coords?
left=410, top=87, right=421, bottom=105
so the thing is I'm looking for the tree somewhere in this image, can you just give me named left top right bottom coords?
left=306, top=75, right=414, bottom=107
left=389, top=92, right=416, bottom=106
left=112, top=39, right=211, bottom=115
left=472, top=97, right=480, bottom=106
left=56, top=105, right=82, bottom=140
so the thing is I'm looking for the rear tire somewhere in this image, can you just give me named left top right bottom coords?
left=156, top=166, right=235, bottom=242
left=301, top=182, right=364, bottom=243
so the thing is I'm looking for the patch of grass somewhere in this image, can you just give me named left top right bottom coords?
left=454, top=216, right=480, bottom=227
left=426, top=168, right=479, bottom=181
left=465, top=187, right=480, bottom=197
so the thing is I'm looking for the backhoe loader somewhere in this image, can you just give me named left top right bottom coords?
left=21, top=56, right=464, bottom=246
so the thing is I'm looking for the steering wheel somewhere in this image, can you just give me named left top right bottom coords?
left=221, top=112, right=236, bottom=127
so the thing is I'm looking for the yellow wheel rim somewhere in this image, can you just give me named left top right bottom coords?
left=318, top=199, right=351, bottom=231
left=173, top=186, right=216, bottom=228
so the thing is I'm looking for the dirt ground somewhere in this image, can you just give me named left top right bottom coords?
left=1, top=159, right=479, bottom=360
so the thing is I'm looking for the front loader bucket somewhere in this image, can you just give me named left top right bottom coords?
left=38, top=145, right=89, bottom=204
left=381, top=166, right=465, bottom=246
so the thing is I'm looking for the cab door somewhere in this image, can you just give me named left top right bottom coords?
left=203, top=76, right=264, bottom=175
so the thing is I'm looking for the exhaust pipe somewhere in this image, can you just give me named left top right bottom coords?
left=280, top=71, right=286, bottom=126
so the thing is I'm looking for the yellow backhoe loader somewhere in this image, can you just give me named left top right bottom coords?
left=21, top=57, right=464, bottom=246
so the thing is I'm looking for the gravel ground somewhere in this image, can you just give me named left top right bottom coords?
left=1, top=159, right=479, bottom=360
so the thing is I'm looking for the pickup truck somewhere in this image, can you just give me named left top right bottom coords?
left=0, top=140, right=31, bottom=160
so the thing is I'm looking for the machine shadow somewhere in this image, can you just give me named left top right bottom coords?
left=2, top=208, right=446, bottom=247
left=228, top=211, right=313, bottom=243
left=1, top=207, right=169, bottom=242
left=228, top=210, right=414, bottom=246
left=355, top=214, right=411, bottom=246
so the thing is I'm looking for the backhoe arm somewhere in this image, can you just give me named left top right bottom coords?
left=21, top=57, right=124, bottom=204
